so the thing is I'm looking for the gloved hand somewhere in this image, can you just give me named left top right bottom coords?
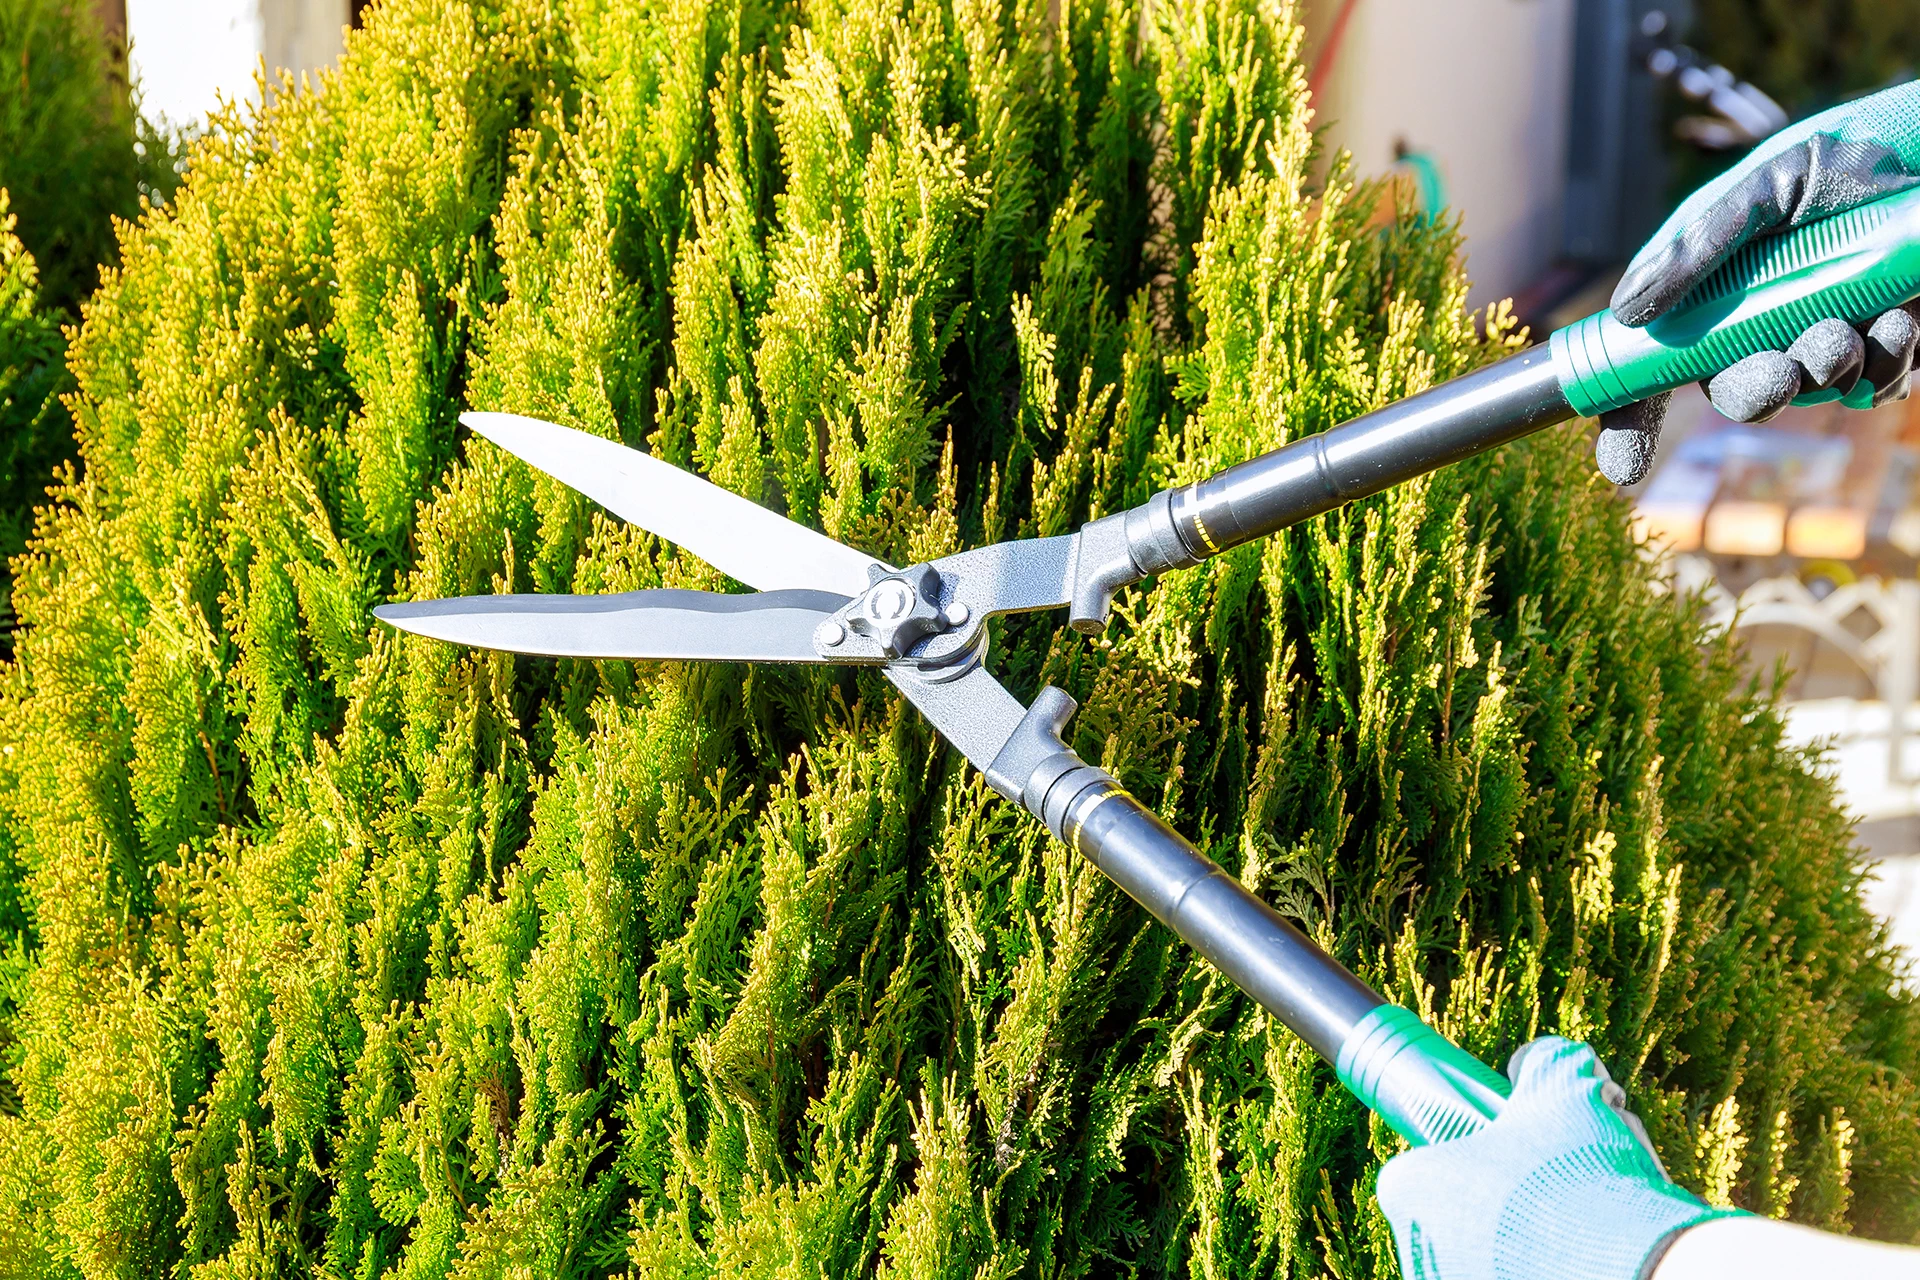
left=1374, top=1037, right=1743, bottom=1280
left=1595, top=80, right=1920, bottom=485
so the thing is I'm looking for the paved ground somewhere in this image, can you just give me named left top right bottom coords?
left=1781, top=699, right=1920, bottom=978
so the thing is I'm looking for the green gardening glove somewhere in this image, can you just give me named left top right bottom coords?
left=1373, top=1037, right=1743, bottom=1280
left=1596, top=81, right=1920, bottom=485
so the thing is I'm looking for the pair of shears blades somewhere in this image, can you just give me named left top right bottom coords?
left=379, top=183, right=1920, bottom=1144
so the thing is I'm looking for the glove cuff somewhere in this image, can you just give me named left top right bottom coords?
left=1494, top=1167, right=1745, bottom=1280
left=1633, top=1209, right=1751, bottom=1280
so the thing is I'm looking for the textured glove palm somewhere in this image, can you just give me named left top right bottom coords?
left=1596, top=81, right=1920, bottom=485
left=1374, top=1037, right=1741, bottom=1280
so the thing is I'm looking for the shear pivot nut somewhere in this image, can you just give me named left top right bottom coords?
left=869, top=580, right=914, bottom=620
left=849, top=565, right=949, bottom=657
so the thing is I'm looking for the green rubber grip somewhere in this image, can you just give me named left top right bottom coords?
left=1335, top=1004, right=1511, bottom=1147
left=1552, top=184, right=1920, bottom=418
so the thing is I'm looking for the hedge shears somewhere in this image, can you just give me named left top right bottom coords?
left=379, top=183, right=1920, bottom=1146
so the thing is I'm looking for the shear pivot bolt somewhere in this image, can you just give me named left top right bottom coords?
left=868, top=580, right=915, bottom=620
left=846, top=565, right=949, bottom=657
left=943, top=602, right=970, bottom=626
left=817, top=621, right=846, bottom=647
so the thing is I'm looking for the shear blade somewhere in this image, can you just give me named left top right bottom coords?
left=375, top=588, right=860, bottom=663
left=462, top=412, right=892, bottom=597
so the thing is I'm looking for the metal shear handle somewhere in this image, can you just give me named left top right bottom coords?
left=984, top=685, right=1511, bottom=1147
left=1027, top=187, right=1920, bottom=1138
left=391, top=180, right=1920, bottom=1151
left=1063, top=348, right=1573, bottom=630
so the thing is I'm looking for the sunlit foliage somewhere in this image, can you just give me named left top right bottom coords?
left=0, top=0, right=1913, bottom=1274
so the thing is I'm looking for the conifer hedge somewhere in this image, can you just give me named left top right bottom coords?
left=0, top=0, right=1916, bottom=1274
left=0, top=193, right=71, bottom=640
left=0, top=0, right=182, bottom=315
left=0, top=0, right=185, bottom=639
left=1688, top=0, right=1920, bottom=116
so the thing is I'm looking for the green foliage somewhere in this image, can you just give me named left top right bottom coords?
left=0, top=0, right=186, bottom=646
left=0, top=188, right=71, bottom=628
left=0, top=0, right=1914, bottom=1275
left=0, top=190, right=59, bottom=1071
left=0, top=0, right=184, bottom=316
left=1687, top=0, right=1920, bottom=115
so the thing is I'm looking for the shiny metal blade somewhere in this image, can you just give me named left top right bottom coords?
left=462, top=412, right=890, bottom=596
left=375, top=588, right=868, bottom=663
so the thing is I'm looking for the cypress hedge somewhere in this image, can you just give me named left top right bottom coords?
left=0, top=0, right=1915, bottom=1274
left=0, top=193, right=64, bottom=995
left=0, top=193, right=71, bottom=644
left=0, top=0, right=184, bottom=639
left=0, top=0, right=183, bottom=316
left=1688, top=0, right=1920, bottom=116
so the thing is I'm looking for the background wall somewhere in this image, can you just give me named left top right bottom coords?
left=127, top=0, right=349, bottom=124
left=1302, top=0, right=1579, bottom=310
left=264, top=0, right=353, bottom=93
left=91, top=0, right=123, bottom=40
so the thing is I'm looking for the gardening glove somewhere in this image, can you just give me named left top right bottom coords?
left=1595, top=80, right=1920, bottom=486
left=1373, top=1036, right=1744, bottom=1280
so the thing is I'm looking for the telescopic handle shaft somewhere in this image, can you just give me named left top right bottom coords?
left=1039, top=185, right=1920, bottom=1135
left=990, top=688, right=1511, bottom=1146
left=1059, top=769, right=1512, bottom=1145
left=1063, top=781, right=1380, bottom=1061
left=1064, top=351, right=1570, bottom=629
left=1067, top=186, right=1920, bottom=631
left=1162, top=348, right=1570, bottom=562
left=1161, top=182, right=1920, bottom=559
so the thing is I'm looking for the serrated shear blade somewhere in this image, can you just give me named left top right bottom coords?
left=462, top=412, right=890, bottom=597
left=375, top=589, right=863, bottom=663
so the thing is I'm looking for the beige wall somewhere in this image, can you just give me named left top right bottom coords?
left=93, top=0, right=126, bottom=42
left=263, top=0, right=350, bottom=88
left=127, top=0, right=349, bottom=123
left=1303, top=0, right=1577, bottom=310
